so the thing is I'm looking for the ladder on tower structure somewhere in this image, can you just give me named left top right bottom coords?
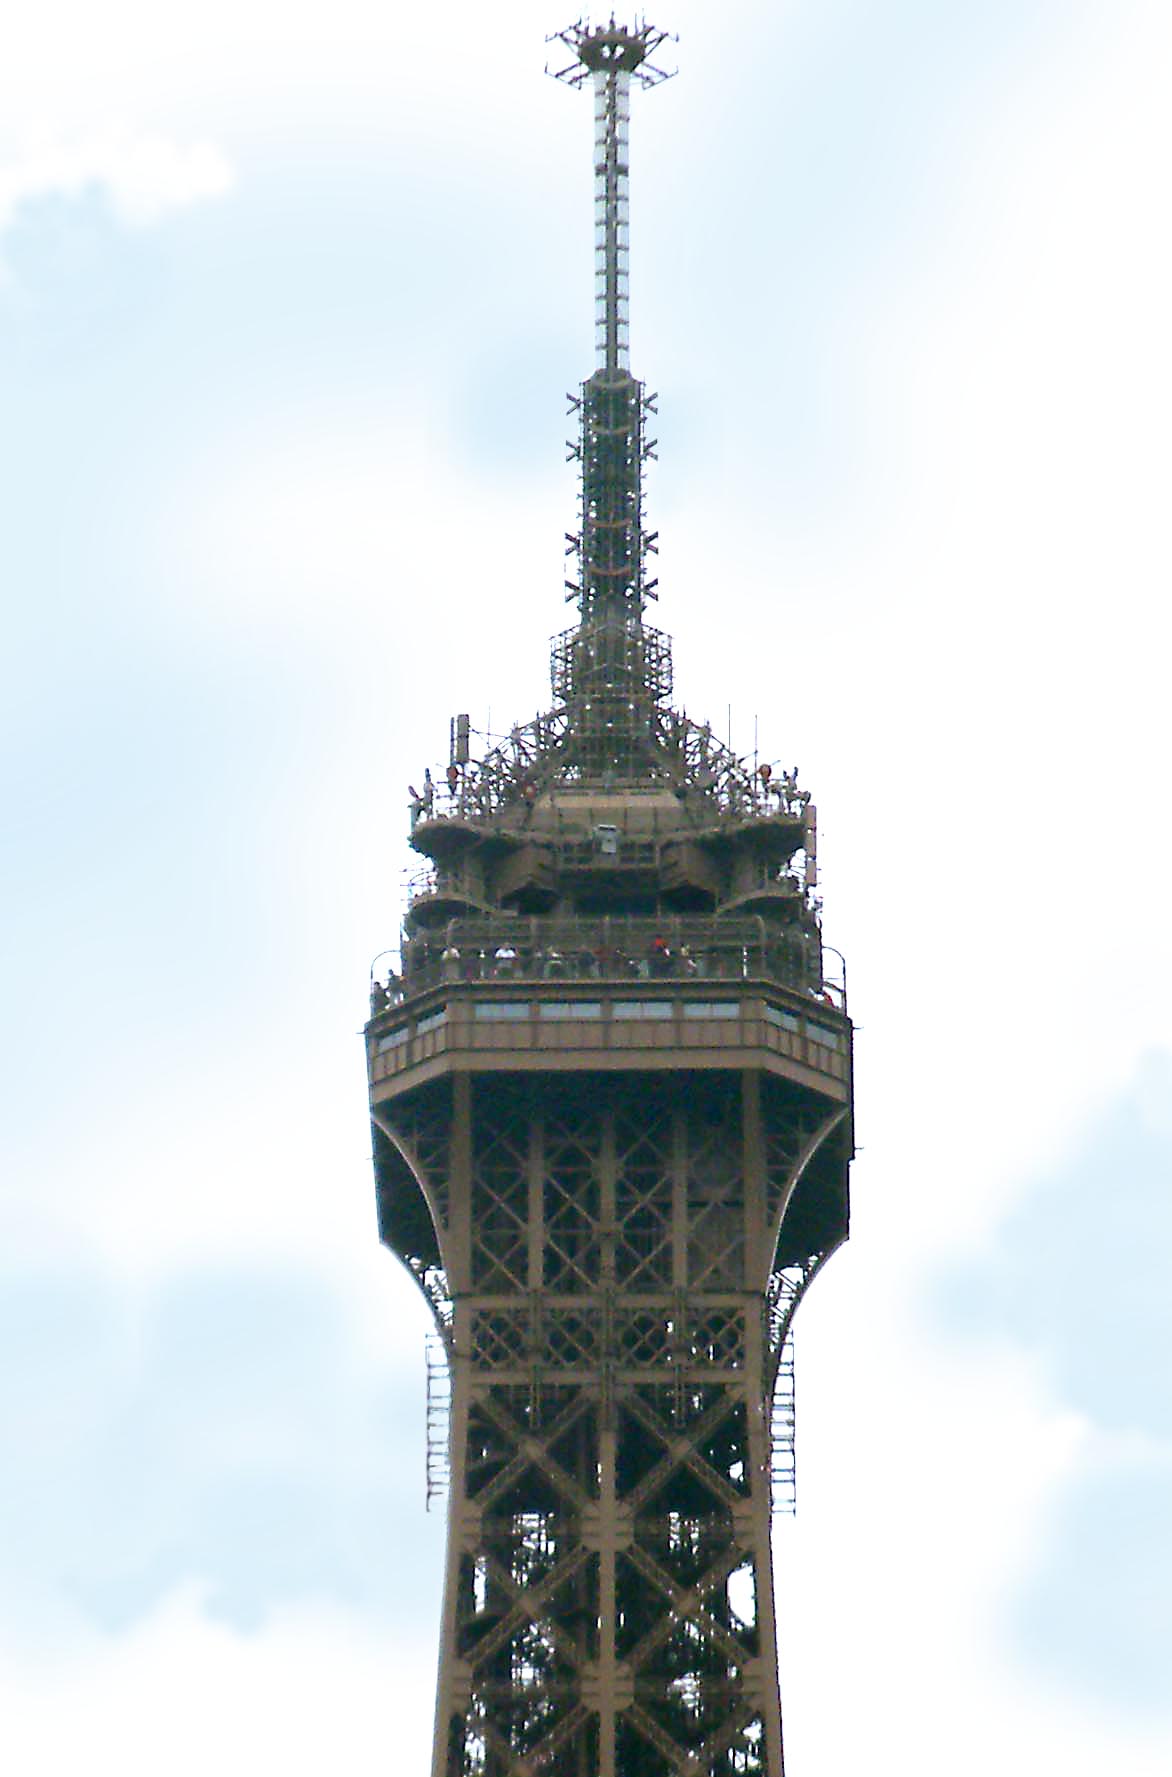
left=424, top=1330, right=451, bottom=1510
left=770, top=1334, right=797, bottom=1516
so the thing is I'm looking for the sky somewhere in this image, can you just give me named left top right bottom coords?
left=1, top=1, right=1170, bottom=1771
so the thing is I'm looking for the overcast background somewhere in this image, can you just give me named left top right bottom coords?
left=2, top=1, right=1170, bottom=1771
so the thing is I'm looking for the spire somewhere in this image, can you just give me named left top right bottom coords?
left=549, top=19, right=676, bottom=778
left=549, top=18, right=674, bottom=372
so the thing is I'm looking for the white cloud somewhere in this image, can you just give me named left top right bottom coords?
left=4, top=0, right=1172, bottom=1770
left=0, top=131, right=233, bottom=239
left=0, top=1, right=561, bottom=158
left=0, top=1587, right=437, bottom=1776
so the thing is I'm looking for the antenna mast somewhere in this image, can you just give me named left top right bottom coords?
left=549, top=18, right=675, bottom=775
left=549, top=17, right=674, bottom=372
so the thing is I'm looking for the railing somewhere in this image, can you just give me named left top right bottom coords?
left=370, top=914, right=844, bottom=1014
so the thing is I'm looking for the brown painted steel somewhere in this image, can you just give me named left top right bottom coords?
left=365, top=23, right=853, bottom=1774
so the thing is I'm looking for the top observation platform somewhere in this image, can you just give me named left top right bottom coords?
left=367, top=958, right=850, bottom=1107
left=367, top=907, right=850, bottom=1109
left=370, top=15, right=852, bottom=1148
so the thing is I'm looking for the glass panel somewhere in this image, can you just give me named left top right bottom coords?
left=613, top=1001, right=673, bottom=1020
left=472, top=1002, right=529, bottom=1021
left=539, top=1002, right=602, bottom=1020
left=764, top=1003, right=801, bottom=1031
left=683, top=1002, right=739, bottom=1019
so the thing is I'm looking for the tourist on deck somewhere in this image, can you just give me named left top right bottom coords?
left=648, top=935, right=672, bottom=978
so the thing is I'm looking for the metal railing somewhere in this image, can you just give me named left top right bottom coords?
left=370, top=914, right=845, bottom=1016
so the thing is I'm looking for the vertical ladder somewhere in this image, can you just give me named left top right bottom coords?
left=425, top=1330, right=451, bottom=1510
left=770, top=1334, right=797, bottom=1516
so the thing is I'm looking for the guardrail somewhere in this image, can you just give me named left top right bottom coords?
left=370, top=914, right=843, bottom=1016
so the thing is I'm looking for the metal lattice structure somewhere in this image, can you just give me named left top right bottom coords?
left=367, top=21, right=853, bottom=1776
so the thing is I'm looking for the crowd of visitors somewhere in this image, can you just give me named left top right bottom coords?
left=369, top=930, right=833, bottom=1016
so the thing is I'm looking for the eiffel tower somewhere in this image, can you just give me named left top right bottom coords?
left=367, top=20, right=854, bottom=1775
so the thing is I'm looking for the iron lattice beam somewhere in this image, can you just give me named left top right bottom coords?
left=373, top=1072, right=850, bottom=1775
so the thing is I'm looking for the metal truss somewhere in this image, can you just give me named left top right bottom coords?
left=374, top=1071, right=848, bottom=1776
left=412, top=702, right=813, bottom=834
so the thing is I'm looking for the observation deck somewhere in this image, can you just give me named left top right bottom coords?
left=367, top=913, right=849, bottom=1105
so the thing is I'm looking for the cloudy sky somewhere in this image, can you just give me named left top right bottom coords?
left=2, top=1, right=1170, bottom=1771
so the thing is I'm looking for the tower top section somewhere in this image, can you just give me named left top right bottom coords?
left=385, top=20, right=833, bottom=1028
